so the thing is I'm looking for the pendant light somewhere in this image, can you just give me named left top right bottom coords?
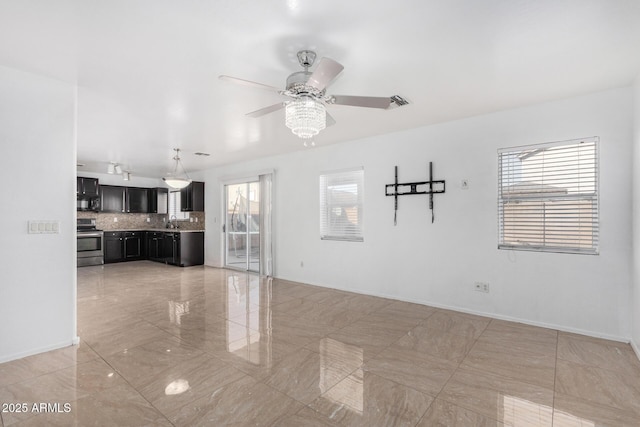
left=163, top=148, right=192, bottom=189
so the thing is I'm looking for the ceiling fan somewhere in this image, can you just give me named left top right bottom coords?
left=220, top=50, right=408, bottom=142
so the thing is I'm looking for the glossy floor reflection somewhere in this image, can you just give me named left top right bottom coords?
left=1, top=261, right=640, bottom=426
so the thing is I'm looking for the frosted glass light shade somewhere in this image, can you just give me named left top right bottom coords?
left=163, top=177, right=191, bottom=189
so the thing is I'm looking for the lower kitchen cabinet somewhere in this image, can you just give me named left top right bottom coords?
left=124, top=231, right=145, bottom=260
left=104, top=232, right=124, bottom=263
left=105, top=231, right=145, bottom=263
left=159, top=231, right=204, bottom=267
left=105, top=230, right=204, bottom=266
left=147, top=231, right=165, bottom=262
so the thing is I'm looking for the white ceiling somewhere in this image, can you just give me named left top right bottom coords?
left=1, top=0, right=640, bottom=179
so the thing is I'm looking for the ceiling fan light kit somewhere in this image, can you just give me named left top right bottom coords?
left=220, top=50, right=407, bottom=142
left=285, top=96, right=326, bottom=139
left=163, top=148, right=192, bottom=189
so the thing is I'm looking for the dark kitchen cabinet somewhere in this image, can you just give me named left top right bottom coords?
left=104, top=231, right=124, bottom=263
left=101, top=185, right=151, bottom=213
left=159, top=231, right=204, bottom=267
left=126, top=188, right=148, bottom=213
left=104, top=230, right=203, bottom=267
left=124, top=231, right=144, bottom=260
left=179, top=232, right=204, bottom=266
left=77, top=177, right=99, bottom=197
left=146, top=231, right=165, bottom=261
left=148, top=188, right=168, bottom=214
left=100, top=185, right=125, bottom=213
left=105, top=231, right=145, bottom=262
left=163, top=232, right=179, bottom=265
left=180, top=181, right=205, bottom=212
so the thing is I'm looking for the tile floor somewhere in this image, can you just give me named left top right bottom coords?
left=1, top=261, right=640, bottom=426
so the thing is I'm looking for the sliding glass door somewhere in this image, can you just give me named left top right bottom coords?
left=225, top=181, right=260, bottom=272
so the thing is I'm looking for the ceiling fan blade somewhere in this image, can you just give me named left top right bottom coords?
left=330, top=95, right=391, bottom=109
left=326, top=112, right=336, bottom=127
left=307, top=57, right=344, bottom=91
left=219, top=75, right=280, bottom=92
left=246, top=103, right=285, bottom=118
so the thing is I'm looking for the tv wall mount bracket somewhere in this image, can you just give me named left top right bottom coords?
left=385, top=162, right=446, bottom=225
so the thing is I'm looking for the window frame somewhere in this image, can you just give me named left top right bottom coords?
left=497, top=137, right=599, bottom=255
left=168, top=190, right=190, bottom=221
left=319, top=167, right=364, bottom=242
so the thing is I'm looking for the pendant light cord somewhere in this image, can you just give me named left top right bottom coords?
left=173, top=148, right=191, bottom=180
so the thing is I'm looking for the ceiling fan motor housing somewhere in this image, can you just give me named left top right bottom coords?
left=285, top=71, right=325, bottom=98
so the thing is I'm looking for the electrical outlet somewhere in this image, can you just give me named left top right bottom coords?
left=113, top=217, right=118, bottom=223
left=474, top=281, right=490, bottom=293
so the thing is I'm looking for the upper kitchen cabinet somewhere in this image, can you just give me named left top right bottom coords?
left=180, top=181, right=205, bottom=212
left=149, top=187, right=168, bottom=214
left=100, top=185, right=165, bottom=214
left=100, top=185, right=125, bottom=213
left=77, top=177, right=99, bottom=198
left=126, top=187, right=148, bottom=213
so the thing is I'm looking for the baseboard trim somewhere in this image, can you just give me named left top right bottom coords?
left=0, top=338, right=78, bottom=364
left=275, top=273, right=630, bottom=344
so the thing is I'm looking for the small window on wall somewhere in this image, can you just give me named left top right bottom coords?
left=168, top=191, right=190, bottom=221
left=320, top=168, right=364, bottom=242
left=498, top=137, right=598, bottom=254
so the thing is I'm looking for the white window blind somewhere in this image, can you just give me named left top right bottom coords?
left=498, top=137, right=598, bottom=254
left=320, top=168, right=364, bottom=242
left=168, top=191, right=189, bottom=221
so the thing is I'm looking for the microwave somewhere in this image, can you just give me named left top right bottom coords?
left=77, top=197, right=100, bottom=211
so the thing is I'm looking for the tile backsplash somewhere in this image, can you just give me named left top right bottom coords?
left=77, top=211, right=205, bottom=231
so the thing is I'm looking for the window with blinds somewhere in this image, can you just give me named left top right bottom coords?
left=498, top=137, right=598, bottom=254
left=320, top=168, right=364, bottom=242
left=168, top=190, right=189, bottom=221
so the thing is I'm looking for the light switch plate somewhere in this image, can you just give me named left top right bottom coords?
left=28, top=220, right=60, bottom=234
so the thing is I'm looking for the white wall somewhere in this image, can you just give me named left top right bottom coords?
left=632, top=75, right=640, bottom=356
left=0, top=66, right=77, bottom=362
left=204, top=87, right=633, bottom=341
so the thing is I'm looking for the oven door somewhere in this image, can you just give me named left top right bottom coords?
left=77, top=231, right=104, bottom=266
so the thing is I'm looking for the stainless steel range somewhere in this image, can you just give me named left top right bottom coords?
left=77, top=218, right=104, bottom=267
